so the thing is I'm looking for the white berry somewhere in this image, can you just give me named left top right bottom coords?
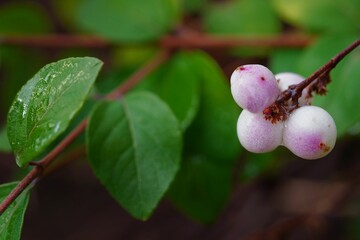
left=231, top=64, right=279, bottom=113
left=275, top=72, right=312, bottom=106
left=237, top=109, right=284, bottom=153
left=283, top=106, right=336, bottom=160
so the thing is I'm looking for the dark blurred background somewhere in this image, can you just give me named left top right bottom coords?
left=1, top=0, right=360, bottom=239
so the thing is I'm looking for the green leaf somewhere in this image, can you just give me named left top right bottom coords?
left=149, top=52, right=200, bottom=130
left=183, top=0, right=206, bottom=13
left=98, top=50, right=201, bottom=126
left=331, top=52, right=360, bottom=135
left=169, top=51, right=241, bottom=223
left=168, top=156, right=233, bottom=223
left=7, top=57, right=103, bottom=167
left=204, top=0, right=280, bottom=36
left=272, top=0, right=360, bottom=33
left=51, top=0, right=84, bottom=31
left=296, top=35, right=360, bottom=136
left=0, top=182, right=30, bottom=240
left=86, top=91, right=182, bottom=220
left=95, top=68, right=134, bottom=95
left=76, top=0, right=180, bottom=43
left=111, top=46, right=158, bottom=68
left=0, top=3, right=52, bottom=34
left=297, top=35, right=359, bottom=77
left=269, top=48, right=303, bottom=74
left=0, top=127, right=11, bottom=153
left=204, top=0, right=280, bottom=56
left=240, top=152, right=280, bottom=182
left=185, top=52, right=241, bottom=163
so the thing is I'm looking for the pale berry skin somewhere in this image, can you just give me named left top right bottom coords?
left=275, top=72, right=312, bottom=106
left=237, top=109, right=284, bottom=153
left=283, top=106, right=337, bottom=160
left=231, top=64, right=280, bottom=113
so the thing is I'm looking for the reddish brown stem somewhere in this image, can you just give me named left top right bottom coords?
left=0, top=167, right=41, bottom=215
left=0, top=50, right=171, bottom=216
left=264, top=37, right=360, bottom=122
left=0, top=33, right=312, bottom=49
left=0, top=35, right=109, bottom=48
left=161, top=33, right=312, bottom=49
left=106, top=50, right=171, bottom=99
left=282, top=37, right=360, bottom=101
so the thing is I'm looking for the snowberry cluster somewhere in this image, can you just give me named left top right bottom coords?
left=230, top=64, right=337, bottom=160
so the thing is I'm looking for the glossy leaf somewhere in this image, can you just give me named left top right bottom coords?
left=272, top=0, right=360, bottom=32
left=76, top=0, right=180, bottom=43
left=0, top=182, right=30, bottom=240
left=296, top=35, right=360, bottom=136
left=7, top=57, right=103, bottom=167
left=87, top=92, right=182, bottom=220
left=0, top=126, right=11, bottom=152
left=0, top=3, right=52, bottom=34
left=169, top=156, right=233, bottom=223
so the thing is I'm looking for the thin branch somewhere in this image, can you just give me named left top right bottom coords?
left=160, top=33, right=312, bottom=49
left=0, top=33, right=312, bottom=49
left=264, top=37, right=360, bottom=122
left=281, top=37, right=360, bottom=101
left=0, top=35, right=109, bottom=48
left=0, top=167, right=41, bottom=215
left=106, top=50, right=171, bottom=99
left=0, top=49, right=171, bottom=216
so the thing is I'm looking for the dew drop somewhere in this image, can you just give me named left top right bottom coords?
left=44, top=73, right=51, bottom=83
left=54, top=122, right=61, bottom=133
left=22, top=103, right=28, bottom=118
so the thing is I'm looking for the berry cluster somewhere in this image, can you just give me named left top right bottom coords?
left=231, top=64, right=337, bottom=160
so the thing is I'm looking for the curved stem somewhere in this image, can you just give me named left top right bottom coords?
left=264, top=37, right=360, bottom=122
left=280, top=37, right=360, bottom=102
left=0, top=33, right=312, bottom=49
left=160, top=33, right=312, bottom=48
left=0, top=49, right=171, bottom=216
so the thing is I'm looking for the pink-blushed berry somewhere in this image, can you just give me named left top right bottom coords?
left=231, top=64, right=279, bottom=113
left=283, top=106, right=336, bottom=160
left=237, top=109, right=284, bottom=153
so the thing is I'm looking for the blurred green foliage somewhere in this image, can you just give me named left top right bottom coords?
left=0, top=3, right=52, bottom=34
left=76, top=0, right=181, bottom=42
left=0, top=0, right=360, bottom=237
left=272, top=0, right=360, bottom=33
